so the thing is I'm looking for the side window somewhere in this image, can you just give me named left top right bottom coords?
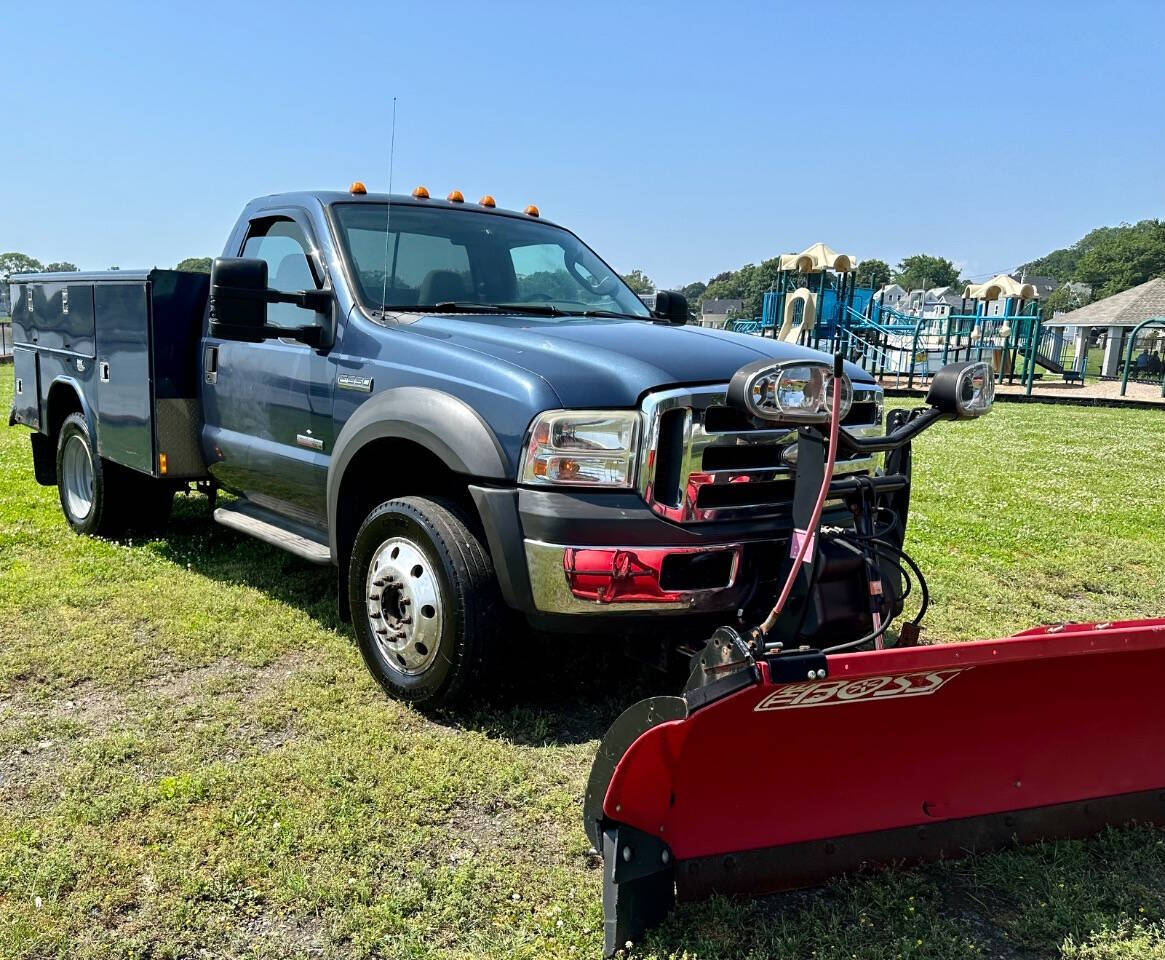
left=241, top=217, right=321, bottom=330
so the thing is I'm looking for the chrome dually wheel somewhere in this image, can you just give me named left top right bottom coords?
left=61, top=432, right=95, bottom=522
left=348, top=496, right=502, bottom=706
left=365, top=536, right=444, bottom=675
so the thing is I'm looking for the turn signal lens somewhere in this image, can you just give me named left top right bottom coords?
left=479, top=195, right=496, bottom=207
left=525, top=204, right=540, bottom=217
left=447, top=189, right=464, bottom=203
left=519, top=410, right=639, bottom=487
left=412, top=185, right=430, bottom=198
left=349, top=181, right=367, bottom=195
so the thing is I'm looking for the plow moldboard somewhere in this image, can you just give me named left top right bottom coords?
left=602, top=620, right=1165, bottom=897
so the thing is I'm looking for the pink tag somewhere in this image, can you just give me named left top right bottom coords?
left=790, top=528, right=817, bottom=561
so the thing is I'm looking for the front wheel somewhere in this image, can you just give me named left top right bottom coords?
left=348, top=496, right=501, bottom=706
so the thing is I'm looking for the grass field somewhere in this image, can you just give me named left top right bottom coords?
left=1, top=374, right=1164, bottom=960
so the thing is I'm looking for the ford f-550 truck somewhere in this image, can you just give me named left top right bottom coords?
left=8, top=184, right=891, bottom=705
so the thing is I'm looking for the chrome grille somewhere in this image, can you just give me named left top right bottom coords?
left=637, top=384, right=884, bottom=523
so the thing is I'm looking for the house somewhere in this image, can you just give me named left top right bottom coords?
left=896, top=286, right=965, bottom=322
left=1011, top=274, right=1057, bottom=300
left=873, top=283, right=907, bottom=310
left=700, top=298, right=744, bottom=329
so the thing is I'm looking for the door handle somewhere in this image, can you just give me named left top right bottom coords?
left=99, top=361, right=110, bottom=383
left=204, top=345, right=218, bottom=385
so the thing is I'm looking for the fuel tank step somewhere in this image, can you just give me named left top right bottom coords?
left=213, top=501, right=331, bottom=564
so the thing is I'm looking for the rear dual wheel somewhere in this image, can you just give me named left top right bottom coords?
left=55, top=413, right=173, bottom=538
left=348, top=496, right=501, bottom=706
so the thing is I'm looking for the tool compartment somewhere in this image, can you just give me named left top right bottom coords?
left=9, top=269, right=210, bottom=479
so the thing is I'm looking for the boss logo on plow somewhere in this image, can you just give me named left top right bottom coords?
left=754, top=668, right=969, bottom=711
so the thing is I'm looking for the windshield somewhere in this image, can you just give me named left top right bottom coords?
left=333, top=202, right=652, bottom=319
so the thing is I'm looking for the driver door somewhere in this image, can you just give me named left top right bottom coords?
left=201, top=212, right=335, bottom=526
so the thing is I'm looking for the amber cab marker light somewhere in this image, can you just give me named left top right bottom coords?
left=349, top=181, right=367, bottom=195
left=525, top=204, right=540, bottom=217
left=447, top=189, right=465, bottom=203
left=412, top=185, right=430, bottom=199
left=479, top=194, right=496, bottom=208
left=158, top=452, right=168, bottom=476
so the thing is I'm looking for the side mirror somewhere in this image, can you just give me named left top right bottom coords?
left=210, top=257, right=333, bottom=346
left=927, top=361, right=995, bottom=419
left=653, top=290, right=689, bottom=325
left=210, top=257, right=268, bottom=342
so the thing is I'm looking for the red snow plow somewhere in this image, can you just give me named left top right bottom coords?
left=584, top=357, right=1165, bottom=956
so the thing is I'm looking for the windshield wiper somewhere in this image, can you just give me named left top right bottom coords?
left=491, top=302, right=567, bottom=316
left=390, top=301, right=569, bottom=317
left=580, top=309, right=651, bottom=320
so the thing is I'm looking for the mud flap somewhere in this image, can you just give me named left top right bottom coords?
left=586, top=619, right=1165, bottom=955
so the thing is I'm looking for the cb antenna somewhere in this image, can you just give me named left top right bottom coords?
left=380, top=96, right=399, bottom=316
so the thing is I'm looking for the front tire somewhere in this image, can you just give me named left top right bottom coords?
left=348, top=496, right=501, bottom=706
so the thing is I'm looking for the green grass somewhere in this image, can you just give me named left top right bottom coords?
left=1, top=375, right=1163, bottom=959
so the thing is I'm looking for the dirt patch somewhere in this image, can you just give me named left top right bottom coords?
left=0, top=652, right=308, bottom=804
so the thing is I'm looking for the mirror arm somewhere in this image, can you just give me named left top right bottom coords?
left=267, top=288, right=333, bottom=313
left=837, top=404, right=948, bottom=454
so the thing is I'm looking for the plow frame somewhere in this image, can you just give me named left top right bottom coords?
left=586, top=618, right=1165, bottom=956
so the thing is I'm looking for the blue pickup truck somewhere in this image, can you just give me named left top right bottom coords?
left=8, top=185, right=889, bottom=704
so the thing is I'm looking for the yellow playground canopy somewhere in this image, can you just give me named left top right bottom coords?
left=963, top=274, right=1039, bottom=301
left=778, top=242, right=856, bottom=274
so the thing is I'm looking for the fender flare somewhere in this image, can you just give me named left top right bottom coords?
left=44, top=375, right=97, bottom=442
left=326, top=386, right=511, bottom=561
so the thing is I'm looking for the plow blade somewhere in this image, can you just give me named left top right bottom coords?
left=585, top=619, right=1165, bottom=955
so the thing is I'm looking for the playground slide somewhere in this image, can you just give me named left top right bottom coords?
left=1017, top=342, right=1066, bottom=375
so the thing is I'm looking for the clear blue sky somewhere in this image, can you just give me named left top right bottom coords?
left=5, top=0, right=1164, bottom=287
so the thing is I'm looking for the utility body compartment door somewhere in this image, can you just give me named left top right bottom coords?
left=94, top=282, right=154, bottom=474
left=11, top=347, right=40, bottom=429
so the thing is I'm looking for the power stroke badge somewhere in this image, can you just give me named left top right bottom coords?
left=754, top=668, right=969, bottom=711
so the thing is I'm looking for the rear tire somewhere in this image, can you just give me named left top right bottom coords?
left=348, top=496, right=501, bottom=706
left=55, top=412, right=173, bottom=538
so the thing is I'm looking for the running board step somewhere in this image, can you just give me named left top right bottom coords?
left=213, top=501, right=331, bottom=564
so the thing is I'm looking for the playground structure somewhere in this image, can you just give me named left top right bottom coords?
left=1119, top=317, right=1165, bottom=398
left=728, top=249, right=1137, bottom=395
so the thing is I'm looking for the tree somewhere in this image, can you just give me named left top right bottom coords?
left=1017, top=219, right=1165, bottom=299
left=1039, top=285, right=1087, bottom=320
left=0, top=252, right=44, bottom=279
left=176, top=257, right=213, bottom=273
left=855, top=258, right=890, bottom=290
left=701, top=256, right=784, bottom=318
left=43, top=261, right=78, bottom=272
left=620, top=269, right=654, bottom=295
left=892, top=254, right=960, bottom=292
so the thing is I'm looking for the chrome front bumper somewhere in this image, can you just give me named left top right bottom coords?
left=524, top=539, right=745, bottom=614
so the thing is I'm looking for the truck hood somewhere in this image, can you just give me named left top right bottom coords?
left=405, top=314, right=874, bottom=407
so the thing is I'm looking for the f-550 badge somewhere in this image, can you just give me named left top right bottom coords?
left=337, top=374, right=373, bottom=392
left=754, top=668, right=968, bottom=711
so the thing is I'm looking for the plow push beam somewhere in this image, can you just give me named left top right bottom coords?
left=585, top=619, right=1165, bottom=955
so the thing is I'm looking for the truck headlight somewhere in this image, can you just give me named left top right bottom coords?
left=728, top=359, right=852, bottom=424
left=519, top=410, right=640, bottom=487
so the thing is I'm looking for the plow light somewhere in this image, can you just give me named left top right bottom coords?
left=519, top=410, right=639, bottom=487
left=927, top=360, right=995, bottom=419
left=728, top=359, right=852, bottom=424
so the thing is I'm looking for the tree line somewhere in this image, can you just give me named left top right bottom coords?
left=623, top=253, right=960, bottom=319
left=626, top=218, right=1165, bottom=321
